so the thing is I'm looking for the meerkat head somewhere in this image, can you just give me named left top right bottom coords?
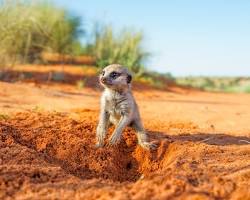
left=99, top=64, right=132, bottom=90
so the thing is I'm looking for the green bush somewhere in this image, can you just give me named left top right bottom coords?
left=0, top=1, right=151, bottom=74
left=87, top=24, right=150, bottom=75
left=0, top=0, right=84, bottom=67
left=176, top=77, right=250, bottom=93
left=244, top=85, right=250, bottom=93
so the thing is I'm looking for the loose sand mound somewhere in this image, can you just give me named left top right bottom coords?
left=1, top=110, right=250, bottom=200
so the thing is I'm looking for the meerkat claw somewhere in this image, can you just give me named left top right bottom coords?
left=108, top=135, right=121, bottom=146
left=95, top=142, right=104, bottom=148
left=107, top=141, right=118, bottom=148
left=140, top=142, right=157, bottom=150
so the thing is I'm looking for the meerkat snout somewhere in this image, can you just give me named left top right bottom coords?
left=100, top=76, right=108, bottom=84
left=96, top=64, right=156, bottom=150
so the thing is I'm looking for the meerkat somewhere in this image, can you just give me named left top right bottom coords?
left=96, top=64, right=156, bottom=150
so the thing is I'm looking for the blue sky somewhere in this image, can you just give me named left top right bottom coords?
left=54, top=0, right=250, bottom=76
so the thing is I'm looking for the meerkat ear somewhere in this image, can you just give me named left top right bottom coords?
left=127, top=74, right=132, bottom=84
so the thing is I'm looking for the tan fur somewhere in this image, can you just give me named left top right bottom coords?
left=96, top=64, right=156, bottom=150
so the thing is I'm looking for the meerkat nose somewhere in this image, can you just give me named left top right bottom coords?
left=100, top=77, right=107, bottom=84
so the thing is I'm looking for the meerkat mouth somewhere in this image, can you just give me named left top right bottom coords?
left=101, top=81, right=113, bottom=86
left=99, top=78, right=112, bottom=86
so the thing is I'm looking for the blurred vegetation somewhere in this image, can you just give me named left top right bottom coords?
left=176, top=77, right=250, bottom=93
left=0, top=1, right=150, bottom=75
left=0, top=0, right=84, bottom=67
left=76, top=78, right=87, bottom=89
left=86, top=24, right=150, bottom=75
left=0, top=113, right=9, bottom=120
left=132, top=71, right=175, bottom=89
left=1, top=1, right=249, bottom=93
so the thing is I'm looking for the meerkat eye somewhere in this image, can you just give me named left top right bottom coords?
left=110, top=71, right=120, bottom=79
left=101, top=70, right=105, bottom=76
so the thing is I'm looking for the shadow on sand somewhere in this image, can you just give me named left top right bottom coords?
left=149, top=131, right=250, bottom=146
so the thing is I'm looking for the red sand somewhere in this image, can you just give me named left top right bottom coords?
left=0, top=74, right=250, bottom=199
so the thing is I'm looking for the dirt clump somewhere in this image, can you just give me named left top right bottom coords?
left=0, top=110, right=250, bottom=199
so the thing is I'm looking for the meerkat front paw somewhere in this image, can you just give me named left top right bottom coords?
left=95, top=142, right=104, bottom=148
left=139, top=141, right=157, bottom=150
left=96, top=125, right=106, bottom=148
left=108, top=133, right=122, bottom=146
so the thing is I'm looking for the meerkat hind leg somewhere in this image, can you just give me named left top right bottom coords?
left=132, top=119, right=157, bottom=150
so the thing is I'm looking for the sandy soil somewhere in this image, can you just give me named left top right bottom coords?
left=0, top=71, right=250, bottom=199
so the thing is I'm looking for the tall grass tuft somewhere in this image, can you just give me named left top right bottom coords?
left=88, top=24, right=150, bottom=75
left=0, top=0, right=84, bottom=67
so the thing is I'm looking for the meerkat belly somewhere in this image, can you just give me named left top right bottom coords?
left=106, top=101, right=121, bottom=125
left=109, top=114, right=120, bottom=125
left=106, top=94, right=133, bottom=125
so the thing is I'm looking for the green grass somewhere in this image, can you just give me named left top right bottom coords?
left=176, top=76, right=250, bottom=93
left=0, top=0, right=84, bottom=67
left=76, top=79, right=86, bottom=89
left=134, top=70, right=173, bottom=89
left=87, top=24, right=149, bottom=75
left=0, top=114, right=9, bottom=120
left=0, top=1, right=151, bottom=75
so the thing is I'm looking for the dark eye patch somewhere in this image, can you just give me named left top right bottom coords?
left=101, top=70, right=105, bottom=76
left=110, top=71, right=121, bottom=79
